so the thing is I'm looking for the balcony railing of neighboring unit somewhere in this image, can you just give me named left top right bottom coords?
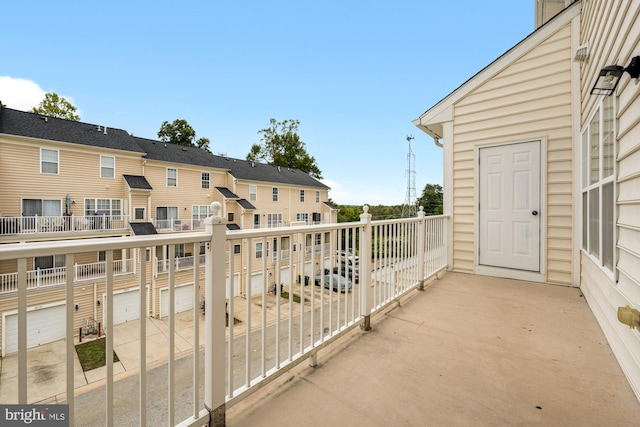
left=0, top=259, right=135, bottom=293
left=0, top=206, right=448, bottom=426
left=0, top=215, right=129, bottom=235
left=153, top=219, right=208, bottom=232
left=155, top=254, right=206, bottom=275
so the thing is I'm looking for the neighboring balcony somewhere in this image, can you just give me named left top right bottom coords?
left=0, top=214, right=130, bottom=237
left=0, top=259, right=135, bottom=294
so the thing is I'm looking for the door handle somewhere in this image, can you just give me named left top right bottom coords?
left=532, top=210, right=538, bottom=216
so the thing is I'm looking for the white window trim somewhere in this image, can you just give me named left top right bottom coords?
left=40, top=148, right=59, bottom=175
left=300, top=190, right=305, bottom=202
left=134, top=207, right=146, bottom=220
left=167, top=168, right=178, bottom=187
left=100, top=155, right=115, bottom=179
left=580, top=96, right=617, bottom=281
left=316, top=191, right=320, bottom=203
left=201, top=172, right=210, bottom=189
left=272, top=187, right=279, bottom=202
left=249, top=185, right=257, bottom=201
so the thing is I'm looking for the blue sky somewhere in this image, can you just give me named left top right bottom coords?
left=2, top=1, right=533, bottom=206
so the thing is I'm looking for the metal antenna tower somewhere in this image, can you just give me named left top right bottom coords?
left=402, top=135, right=417, bottom=218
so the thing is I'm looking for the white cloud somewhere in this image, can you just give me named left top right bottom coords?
left=0, top=76, right=46, bottom=111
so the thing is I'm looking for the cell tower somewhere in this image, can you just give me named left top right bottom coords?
left=401, top=135, right=417, bottom=218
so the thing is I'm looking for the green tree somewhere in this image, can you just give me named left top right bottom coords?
left=416, top=183, right=443, bottom=215
left=337, top=205, right=363, bottom=223
left=158, top=119, right=211, bottom=152
left=247, top=118, right=322, bottom=178
left=30, top=92, right=80, bottom=121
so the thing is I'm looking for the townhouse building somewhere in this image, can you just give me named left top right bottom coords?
left=0, top=105, right=336, bottom=355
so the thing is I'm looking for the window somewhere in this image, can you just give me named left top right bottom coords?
left=249, top=185, right=257, bottom=201
left=156, top=206, right=179, bottom=229
left=312, top=212, right=321, bottom=224
left=316, top=191, right=320, bottom=203
left=98, top=251, right=106, bottom=262
left=175, top=244, right=185, bottom=258
left=300, top=190, right=305, bottom=202
left=234, top=244, right=241, bottom=254
left=192, top=205, right=211, bottom=220
left=134, top=208, right=145, bottom=220
left=272, top=187, right=278, bottom=202
left=201, top=172, right=210, bottom=189
left=85, top=199, right=121, bottom=217
left=34, top=255, right=65, bottom=270
left=100, top=155, right=115, bottom=178
left=228, top=212, right=234, bottom=222
left=255, top=242, right=263, bottom=259
left=167, top=168, right=177, bottom=187
left=315, top=233, right=322, bottom=246
left=22, top=199, right=62, bottom=217
left=41, top=148, right=59, bottom=174
left=297, top=213, right=309, bottom=224
left=253, top=214, right=260, bottom=229
left=267, top=213, right=282, bottom=228
left=582, top=95, right=616, bottom=273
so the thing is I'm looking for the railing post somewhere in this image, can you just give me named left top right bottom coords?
left=416, top=207, right=426, bottom=291
left=204, top=202, right=227, bottom=427
left=359, top=205, right=372, bottom=331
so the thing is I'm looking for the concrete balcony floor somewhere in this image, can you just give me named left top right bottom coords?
left=228, top=272, right=640, bottom=426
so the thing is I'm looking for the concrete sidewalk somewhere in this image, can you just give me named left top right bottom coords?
left=227, top=272, right=640, bottom=426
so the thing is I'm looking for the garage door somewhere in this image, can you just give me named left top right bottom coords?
left=160, top=284, right=194, bottom=318
left=104, top=289, right=144, bottom=325
left=4, top=303, right=65, bottom=356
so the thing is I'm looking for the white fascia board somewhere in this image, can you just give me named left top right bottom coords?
left=413, top=2, right=580, bottom=133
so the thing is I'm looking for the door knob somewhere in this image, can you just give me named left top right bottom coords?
left=532, top=210, right=538, bottom=216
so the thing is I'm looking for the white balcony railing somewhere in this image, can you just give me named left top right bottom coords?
left=153, top=219, right=208, bottom=232
left=155, top=254, right=206, bottom=275
left=0, top=259, right=135, bottom=293
left=0, top=205, right=448, bottom=426
left=0, top=214, right=129, bottom=236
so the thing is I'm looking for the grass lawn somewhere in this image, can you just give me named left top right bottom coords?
left=75, top=338, right=120, bottom=371
left=280, top=291, right=301, bottom=303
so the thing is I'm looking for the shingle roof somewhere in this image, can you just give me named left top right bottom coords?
left=216, top=187, right=239, bottom=199
left=227, top=158, right=329, bottom=189
left=237, top=199, right=256, bottom=210
left=123, top=175, right=152, bottom=190
left=0, top=107, right=144, bottom=153
left=133, top=137, right=230, bottom=169
left=130, top=222, right=158, bottom=235
left=0, top=106, right=331, bottom=190
left=323, top=201, right=338, bottom=210
left=226, top=223, right=241, bottom=230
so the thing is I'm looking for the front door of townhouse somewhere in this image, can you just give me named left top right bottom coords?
left=479, top=141, right=541, bottom=272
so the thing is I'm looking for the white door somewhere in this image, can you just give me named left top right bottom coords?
left=160, top=284, right=194, bottom=318
left=479, top=141, right=541, bottom=271
left=4, top=303, right=66, bottom=356
left=108, top=289, right=142, bottom=324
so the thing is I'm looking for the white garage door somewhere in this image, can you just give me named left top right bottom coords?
left=4, top=303, right=65, bottom=356
left=160, top=284, right=194, bottom=318
left=108, top=289, right=141, bottom=325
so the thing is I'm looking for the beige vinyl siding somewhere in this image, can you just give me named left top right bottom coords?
left=579, top=0, right=640, bottom=400
left=450, top=24, right=574, bottom=284
left=144, top=162, right=227, bottom=222
left=0, top=137, right=143, bottom=217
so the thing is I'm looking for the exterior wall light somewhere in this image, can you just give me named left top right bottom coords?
left=591, top=56, right=640, bottom=95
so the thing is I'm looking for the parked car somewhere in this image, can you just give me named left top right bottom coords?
left=314, top=274, right=352, bottom=293
left=336, top=250, right=359, bottom=266
left=333, top=265, right=359, bottom=283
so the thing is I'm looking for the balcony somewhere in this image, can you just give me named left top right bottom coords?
left=0, top=259, right=135, bottom=293
left=0, top=207, right=638, bottom=426
left=0, top=214, right=130, bottom=238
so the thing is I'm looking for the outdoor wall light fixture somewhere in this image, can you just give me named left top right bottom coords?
left=591, top=56, right=640, bottom=95
left=96, top=300, right=101, bottom=306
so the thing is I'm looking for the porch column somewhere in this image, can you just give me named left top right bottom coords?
left=416, top=207, right=426, bottom=291
left=359, top=205, right=372, bottom=331
left=204, top=202, right=227, bottom=427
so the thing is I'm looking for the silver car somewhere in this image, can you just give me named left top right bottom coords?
left=314, top=273, right=353, bottom=293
